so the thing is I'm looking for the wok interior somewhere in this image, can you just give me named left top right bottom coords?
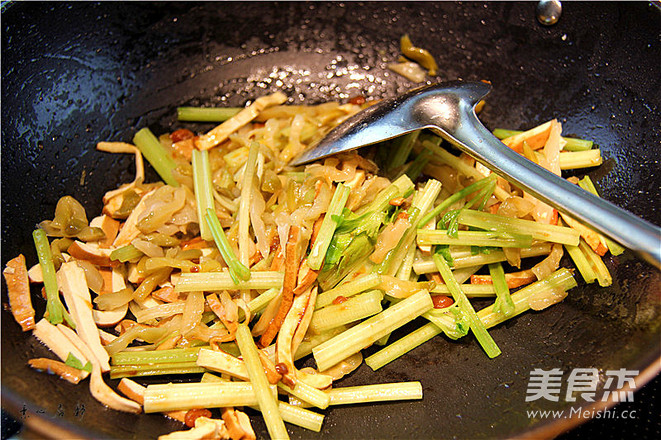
left=2, top=2, right=659, bottom=438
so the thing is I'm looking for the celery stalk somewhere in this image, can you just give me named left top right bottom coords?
left=365, top=323, right=441, bottom=370
left=192, top=149, right=215, bottom=241
left=246, top=287, right=280, bottom=316
left=577, top=176, right=626, bottom=256
left=109, top=244, right=143, bottom=262
left=111, top=347, right=201, bottom=365
left=204, top=208, right=251, bottom=283
left=316, top=273, right=382, bottom=308
left=236, top=323, right=289, bottom=440
left=309, top=290, right=384, bottom=333
left=175, top=271, right=282, bottom=292
left=110, top=362, right=204, bottom=379
left=489, top=263, right=514, bottom=316
left=458, top=210, right=580, bottom=246
left=133, top=127, right=179, bottom=187
left=433, top=253, right=501, bottom=358
left=578, top=239, right=612, bottom=287
left=312, top=289, right=433, bottom=371
left=564, top=244, right=597, bottom=283
left=419, top=175, right=496, bottom=227
left=492, top=128, right=594, bottom=152
left=431, top=283, right=495, bottom=296
left=417, top=230, right=533, bottom=248
left=558, top=150, right=602, bottom=169
left=143, top=381, right=274, bottom=413
left=32, top=229, right=74, bottom=327
left=289, top=382, right=422, bottom=407
left=422, top=140, right=510, bottom=201
left=387, top=131, right=419, bottom=172
left=477, top=269, right=577, bottom=328
left=308, top=184, right=351, bottom=270
left=177, top=106, right=241, bottom=122
left=277, top=382, right=330, bottom=410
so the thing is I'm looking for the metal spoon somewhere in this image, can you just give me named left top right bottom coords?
left=290, top=81, right=661, bottom=269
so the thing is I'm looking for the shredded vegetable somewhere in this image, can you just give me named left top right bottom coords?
left=3, top=85, right=626, bottom=440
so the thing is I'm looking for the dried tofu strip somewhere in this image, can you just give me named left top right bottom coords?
left=501, top=120, right=554, bottom=153
left=57, top=324, right=141, bottom=414
left=57, top=262, right=111, bottom=372
left=195, top=92, right=287, bottom=151
left=32, top=318, right=90, bottom=380
left=28, top=358, right=86, bottom=384
left=3, top=254, right=36, bottom=331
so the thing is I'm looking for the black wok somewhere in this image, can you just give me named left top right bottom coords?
left=2, top=2, right=660, bottom=439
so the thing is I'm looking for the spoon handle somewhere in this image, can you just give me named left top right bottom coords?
left=441, top=110, right=661, bottom=269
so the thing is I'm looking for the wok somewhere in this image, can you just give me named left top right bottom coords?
left=2, top=2, right=660, bottom=439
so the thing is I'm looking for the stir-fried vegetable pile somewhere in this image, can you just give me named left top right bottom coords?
left=3, top=89, right=621, bottom=440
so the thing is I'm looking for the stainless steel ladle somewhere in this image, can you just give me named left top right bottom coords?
left=291, top=81, right=661, bottom=269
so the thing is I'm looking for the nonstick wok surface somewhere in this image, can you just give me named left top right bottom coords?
left=2, top=2, right=660, bottom=439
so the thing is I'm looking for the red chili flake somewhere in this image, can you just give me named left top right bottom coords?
left=396, top=211, right=409, bottom=220
left=170, top=129, right=195, bottom=143
left=281, top=374, right=296, bottom=388
left=275, top=362, right=289, bottom=375
left=184, top=408, right=212, bottom=427
left=190, top=265, right=200, bottom=273
left=332, top=296, right=348, bottom=305
left=389, top=197, right=405, bottom=207
left=432, top=295, right=454, bottom=309
left=349, top=95, right=366, bottom=105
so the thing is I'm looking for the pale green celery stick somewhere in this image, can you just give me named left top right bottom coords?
left=32, top=229, right=74, bottom=327
left=177, top=106, right=241, bottom=122
left=143, top=381, right=274, bottom=413
left=559, top=150, right=602, bottom=169
left=417, top=230, right=533, bottom=248
left=133, top=127, right=179, bottom=187
left=110, top=362, right=204, bottom=379
left=458, top=210, right=580, bottom=246
left=354, top=174, right=414, bottom=216
left=245, top=287, right=280, bottom=315
left=293, top=326, right=348, bottom=360
left=578, top=239, right=612, bottom=287
left=419, top=175, right=496, bottom=227
left=413, top=243, right=552, bottom=273
left=204, top=207, right=251, bottom=283
left=477, top=268, right=577, bottom=328
left=422, top=309, right=466, bottom=339
left=309, top=290, right=383, bottom=333
left=192, top=149, right=215, bottom=241
left=402, top=148, right=433, bottom=181
left=111, top=347, right=201, bottom=365
left=236, top=323, right=289, bottom=440
left=317, top=235, right=373, bottom=290
left=489, top=263, right=514, bottom=316
left=366, top=323, right=441, bottom=370
left=308, top=184, right=351, bottom=270
left=374, top=333, right=391, bottom=346
left=248, top=402, right=325, bottom=432
left=564, top=244, right=597, bottom=283
left=431, top=283, right=496, bottom=296
left=577, top=176, right=625, bottom=256
left=396, top=241, right=417, bottom=281
left=109, top=244, right=143, bottom=262
left=433, top=253, right=501, bottom=358
left=176, top=271, right=282, bottom=292
left=492, top=129, right=593, bottom=152
left=387, top=131, right=420, bottom=172
left=238, top=141, right=261, bottom=266
left=313, top=289, right=433, bottom=371
left=316, top=273, right=381, bottom=308
left=376, top=179, right=443, bottom=276
left=422, top=140, right=510, bottom=201
left=289, top=382, right=422, bottom=408
left=277, top=382, right=331, bottom=410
